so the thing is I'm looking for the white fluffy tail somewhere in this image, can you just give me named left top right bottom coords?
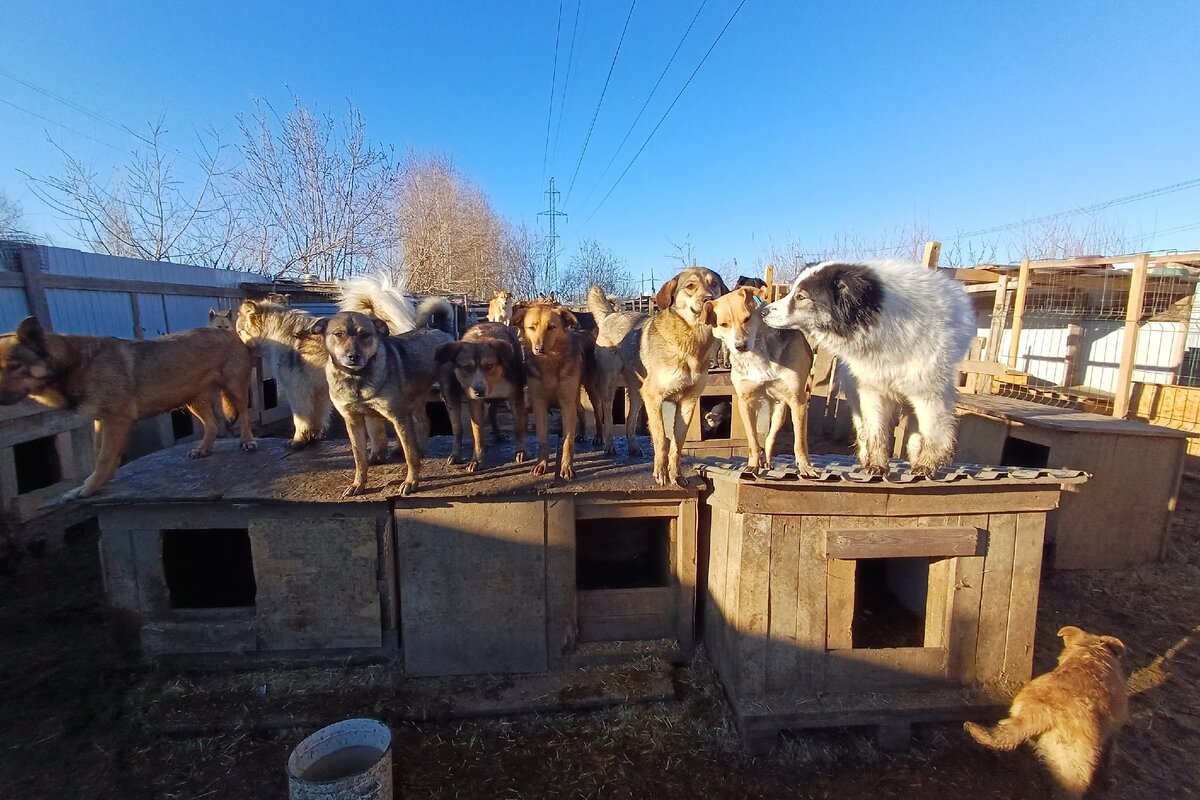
left=417, top=296, right=454, bottom=334
left=338, top=272, right=419, bottom=335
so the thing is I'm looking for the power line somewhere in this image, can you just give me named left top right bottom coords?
left=583, top=0, right=749, bottom=226
left=580, top=0, right=709, bottom=209
left=563, top=0, right=637, bottom=205
left=541, top=0, right=565, bottom=184
left=550, top=0, right=585, bottom=170
left=0, top=96, right=130, bottom=154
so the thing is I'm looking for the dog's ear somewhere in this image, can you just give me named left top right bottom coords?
left=491, top=339, right=514, bottom=362
left=435, top=341, right=463, bottom=364
left=702, top=300, right=717, bottom=327
left=714, top=273, right=731, bottom=296
left=15, top=317, right=48, bottom=355
left=209, top=308, right=219, bottom=319
left=1057, top=626, right=1085, bottom=647
left=1099, top=634, right=1127, bottom=656
left=655, top=277, right=679, bottom=311
left=754, top=285, right=772, bottom=303
left=511, top=306, right=527, bottom=328
left=559, top=309, right=579, bottom=329
left=240, top=300, right=259, bottom=317
left=372, top=318, right=390, bottom=338
left=305, top=317, right=329, bottom=338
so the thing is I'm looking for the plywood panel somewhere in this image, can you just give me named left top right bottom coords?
left=397, top=502, right=547, bottom=676
left=251, top=517, right=382, bottom=650
left=947, top=515, right=988, bottom=684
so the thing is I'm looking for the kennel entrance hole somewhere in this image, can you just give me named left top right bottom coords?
left=698, top=396, right=732, bottom=440
left=576, top=517, right=671, bottom=590
left=170, top=409, right=194, bottom=440
left=162, top=529, right=257, bottom=609
left=851, top=558, right=930, bottom=649
left=13, top=435, right=62, bottom=494
left=262, top=377, right=279, bottom=410
left=1000, top=436, right=1050, bottom=469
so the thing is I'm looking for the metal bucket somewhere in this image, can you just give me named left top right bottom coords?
left=286, top=718, right=393, bottom=800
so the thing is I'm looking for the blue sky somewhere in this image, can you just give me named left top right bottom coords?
left=2, top=1, right=1198, bottom=285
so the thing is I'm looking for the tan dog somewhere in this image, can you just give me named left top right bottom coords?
left=708, top=287, right=814, bottom=473
left=486, top=290, right=514, bottom=324
left=436, top=321, right=527, bottom=472
left=965, top=626, right=1129, bottom=799
left=315, top=311, right=453, bottom=496
left=0, top=317, right=257, bottom=501
left=640, top=267, right=729, bottom=486
left=207, top=307, right=235, bottom=331
left=512, top=303, right=589, bottom=479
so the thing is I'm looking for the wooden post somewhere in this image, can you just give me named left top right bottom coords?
left=1113, top=254, right=1150, bottom=418
left=1006, top=260, right=1032, bottom=369
left=763, top=263, right=776, bottom=300
left=988, top=274, right=1010, bottom=364
left=1062, top=319, right=1085, bottom=388
left=922, top=241, right=942, bottom=269
left=17, top=245, right=53, bottom=329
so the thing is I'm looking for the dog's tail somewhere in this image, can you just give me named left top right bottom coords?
left=338, top=271, right=420, bottom=335
left=417, top=296, right=454, bottom=335
left=964, top=713, right=1048, bottom=751
left=587, top=285, right=616, bottom=322
left=219, top=391, right=240, bottom=423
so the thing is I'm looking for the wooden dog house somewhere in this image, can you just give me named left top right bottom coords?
left=92, top=437, right=697, bottom=673
left=698, top=456, right=1085, bottom=753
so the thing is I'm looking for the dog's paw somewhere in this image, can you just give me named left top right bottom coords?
left=285, top=437, right=314, bottom=451
left=574, top=432, right=587, bottom=443
left=652, top=468, right=670, bottom=486
left=857, top=461, right=888, bottom=476
left=188, top=446, right=213, bottom=459
left=465, top=459, right=480, bottom=474
left=398, top=480, right=417, bottom=496
left=54, top=485, right=89, bottom=506
left=240, top=439, right=259, bottom=452
left=343, top=483, right=365, bottom=498
left=591, top=434, right=604, bottom=447
left=531, top=459, right=549, bottom=476
left=794, top=460, right=818, bottom=478
left=674, top=475, right=690, bottom=489
left=559, top=464, right=575, bottom=481
left=514, top=449, right=527, bottom=464
left=910, top=461, right=941, bottom=478
left=601, top=441, right=616, bottom=456
left=368, top=452, right=387, bottom=465
left=445, top=453, right=461, bottom=466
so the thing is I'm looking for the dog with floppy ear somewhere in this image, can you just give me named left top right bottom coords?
left=0, top=316, right=258, bottom=501
left=965, top=626, right=1129, bottom=799
left=436, top=321, right=528, bottom=472
left=639, top=267, right=729, bottom=486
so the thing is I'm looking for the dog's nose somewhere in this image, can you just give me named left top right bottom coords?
left=734, top=342, right=749, bottom=352
left=344, top=352, right=360, bottom=365
left=470, top=384, right=486, bottom=399
left=532, top=345, right=543, bottom=355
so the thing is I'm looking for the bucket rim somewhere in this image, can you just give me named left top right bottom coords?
left=286, top=717, right=393, bottom=785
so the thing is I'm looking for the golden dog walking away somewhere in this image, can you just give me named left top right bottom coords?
left=0, top=317, right=258, bottom=501
left=965, top=626, right=1129, bottom=798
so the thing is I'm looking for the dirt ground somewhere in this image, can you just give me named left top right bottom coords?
left=1, top=463, right=1198, bottom=799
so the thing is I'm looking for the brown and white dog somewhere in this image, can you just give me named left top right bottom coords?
left=640, top=267, right=729, bottom=485
left=707, top=287, right=814, bottom=473
left=0, top=317, right=257, bottom=501
left=512, top=302, right=595, bottom=480
left=207, top=307, right=235, bottom=331
left=965, top=626, right=1129, bottom=799
left=486, top=290, right=514, bottom=324
left=436, top=321, right=527, bottom=472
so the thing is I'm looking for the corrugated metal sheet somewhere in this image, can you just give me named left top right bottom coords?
left=0, top=288, right=31, bottom=331
left=163, top=294, right=230, bottom=332
left=46, top=289, right=135, bottom=337
left=136, top=294, right=169, bottom=338
left=38, top=245, right=259, bottom=288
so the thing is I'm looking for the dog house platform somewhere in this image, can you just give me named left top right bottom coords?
left=92, top=437, right=698, bottom=675
left=698, top=456, right=1085, bottom=753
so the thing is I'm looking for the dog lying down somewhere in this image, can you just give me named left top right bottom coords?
left=965, top=626, right=1129, bottom=799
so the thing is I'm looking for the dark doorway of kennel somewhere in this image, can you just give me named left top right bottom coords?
left=161, top=528, right=257, bottom=609
left=610, top=387, right=648, bottom=435
left=575, top=513, right=676, bottom=643
left=170, top=409, right=195, bottom=441
left=13, top=435, right=63, bottom=495
left=1000, top=436, right=1051, bottom=469
left=699, top=396, right=733, bottom=440
left=850, top=557, right=930, bottom=649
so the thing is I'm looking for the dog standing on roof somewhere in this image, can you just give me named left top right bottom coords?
left=762, top=260, right=974, bottom=475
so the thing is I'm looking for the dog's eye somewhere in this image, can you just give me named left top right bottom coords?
left=358, top=332, right=371, bottom=341
left=720, top=322, right=729, bottom=328
left=481, top=362, right=495, bottom=371
left=332, top=330, right=345, bottom=339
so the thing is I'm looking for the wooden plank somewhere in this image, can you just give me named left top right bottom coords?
left=397, top=502, right=547, bottom=676
left=924, top=558, right=953, bottom=648
left=575, top=501, right=682, bottom=519
left=922, top=241, right=941, bottom=268
left=98, top=528, right=139, bottom=612
left=973, top=513, right=1017, bottom=682
left=826, top=526, right=985, bottom=559
left=1006, top=259, right=1032, bottom=369
left=724, top=510, right=745, bottom=695
left=1113, top=253, right=1150, bottom=418
left=17, top=245, right=52, bottom=329
left=378, top=515, right=398, bottom=637
left=545, top=499, right=575, bottom=665
left=795, top=516, right=829, bottom=692
left=705, top=506, right=733, bottom=685
left=738, top=483, right=888, bottom=516
left=39, top=272, right=244, bottom=299
left=826, top=558, right=856, bottom=650
left=766, top=516, right=801, bottom=694
left=676, top=498, right=698, bottom=655
left=738, top=513, right=772, bottom=698
left=947, top=515, right=987, bottom=684
left=823, top=647, right=949, bottom=691
left=130, top=529, right=169, bottom=613
left=884, top=487, right=1062, bottom=516
left=1002, top=512, right=1047, bottom=680
left=986, top=274, right=1011, bottom=365
left=577, top=587, right=675, bottom=642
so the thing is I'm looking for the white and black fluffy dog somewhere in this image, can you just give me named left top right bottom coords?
left=761, top=260, right=975, bottom=475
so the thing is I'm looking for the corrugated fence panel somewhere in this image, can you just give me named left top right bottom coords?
left=47, top=289, right=135, bottom=338
left=0, top=288, right=31, bottom=331
left=163, top=294, right=231, bottom=333
left=136, top=294, right=170, bottom=338
left=39, top=245, right=257, bottom=288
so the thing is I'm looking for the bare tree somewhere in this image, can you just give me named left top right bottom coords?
left=394, top=152, right=508, bottom=297
left=25, top=121, right=235, bottom=265
left=231, top=98, right=399, bottom=281
left=1006, top=216, right=1131, bottom=262
left=560, top=238, right=634, bottom=302
left=498, top=221, right=553, bottom=300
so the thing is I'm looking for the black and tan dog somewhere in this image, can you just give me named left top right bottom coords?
left=313, top=311, right=452, bottom=497
left=436, top=321, right=527, bottom=472
left=0, top=316, right=258, bottom=501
